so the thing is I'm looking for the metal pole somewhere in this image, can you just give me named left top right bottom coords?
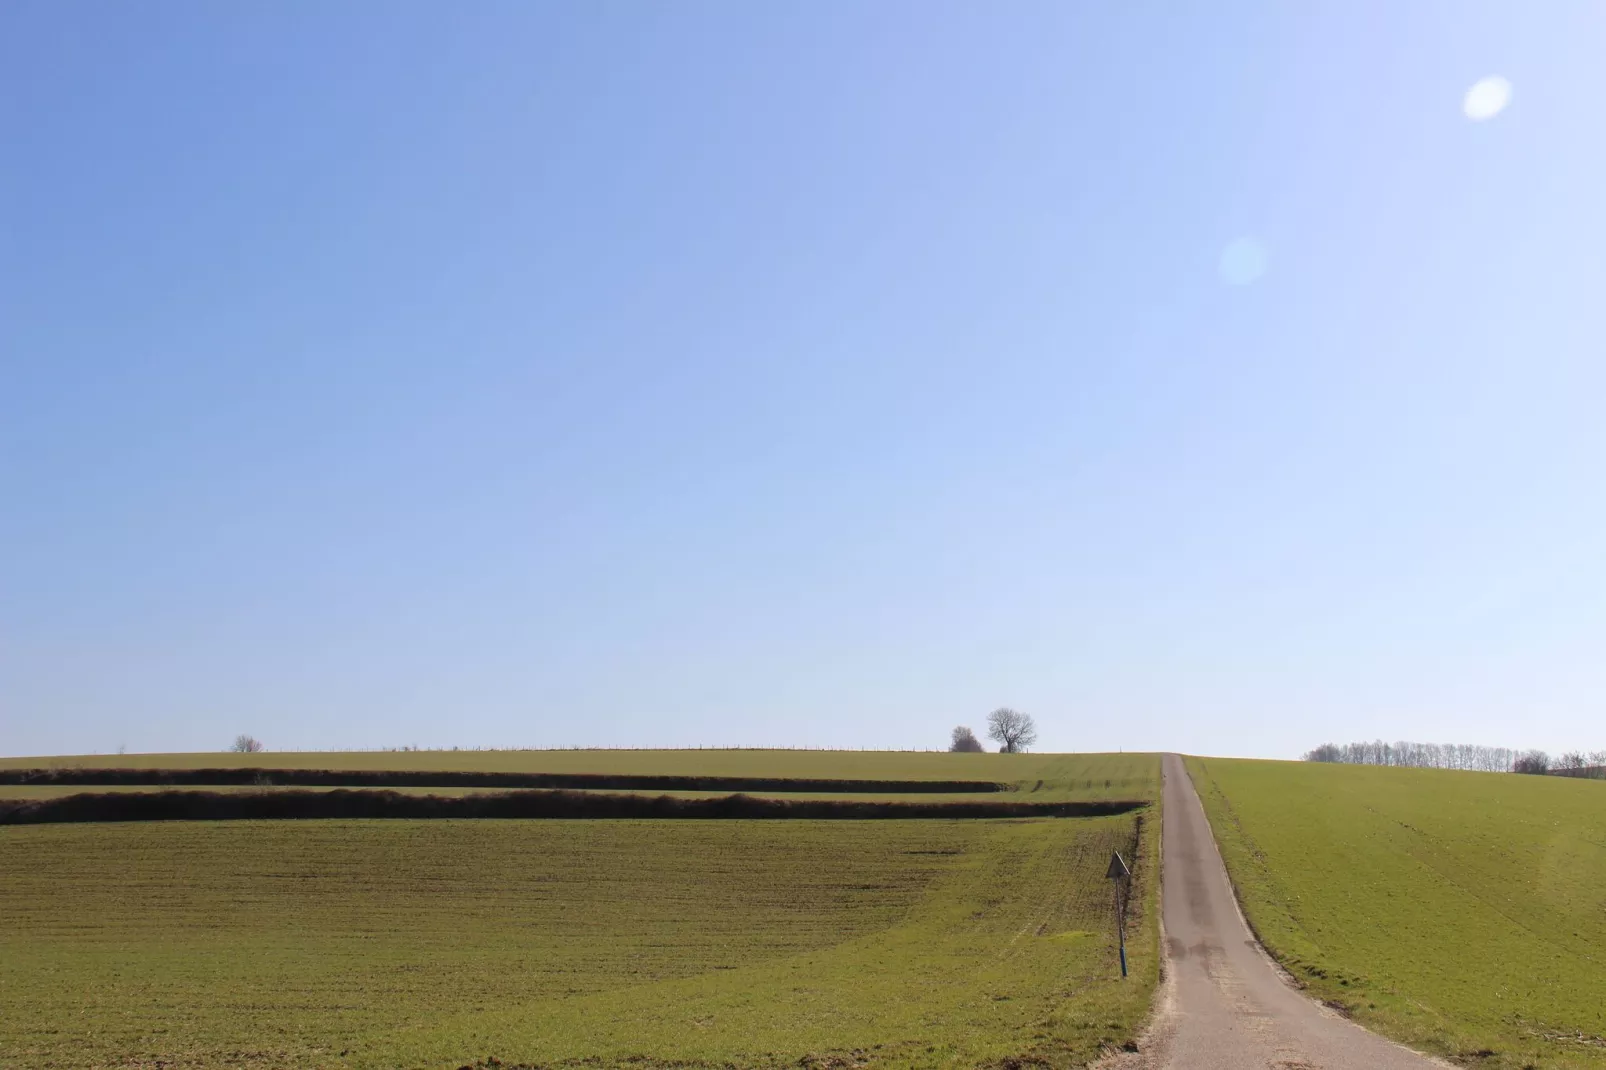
left=1106, top=850, right=1131, bottom=979
left=1116, top=879, right=1128, bottom=977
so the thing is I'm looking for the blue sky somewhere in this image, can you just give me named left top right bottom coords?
left=3, top=2, right=1603, bottom=758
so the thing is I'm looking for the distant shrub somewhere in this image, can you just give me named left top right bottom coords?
left=949, top=726, right=985, bottom=753
left=1512, top=751, right=1551, bottom=775
left=230, top=735, right=265, bottom=754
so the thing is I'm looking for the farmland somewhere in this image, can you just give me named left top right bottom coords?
left=0, top=749, right=1158, bottom=802
left=0, top=751, right=1160, bottom=1070
left=1188, top=756, right=1606, bottom=1070
left=0, top=783, right=1128, bottom=803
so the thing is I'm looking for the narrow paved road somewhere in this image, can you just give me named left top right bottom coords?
left=1102, top=754, right=1446, bottom=1070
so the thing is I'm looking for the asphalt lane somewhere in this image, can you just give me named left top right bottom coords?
left=1099, top=754, right=1446, bottom=1070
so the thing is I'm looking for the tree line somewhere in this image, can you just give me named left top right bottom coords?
left=950, top=708, right=1038, bottom=753
left=1304, top=740, right=1606, bottom=778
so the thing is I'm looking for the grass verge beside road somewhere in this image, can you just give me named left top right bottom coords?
left=1187, top=756, right=1606, bottom=1070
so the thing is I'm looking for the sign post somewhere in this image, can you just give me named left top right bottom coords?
left=1106, top=851, right=1131, bottom=978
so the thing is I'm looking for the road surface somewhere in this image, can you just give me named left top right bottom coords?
left=1100, top=754, right=1446, bottom=1069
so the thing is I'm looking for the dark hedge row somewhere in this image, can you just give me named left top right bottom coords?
left=0, top=768, right=1004, bottom=793
left=0, top=789, right=1145, bottom=825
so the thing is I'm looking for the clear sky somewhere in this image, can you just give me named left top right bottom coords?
left=4, top=2, right=1603, bottom=759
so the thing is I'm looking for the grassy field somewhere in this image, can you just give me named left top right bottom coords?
left=0, top=811, right=1157, bottom=1070
left=0, top=751, right=1158, bottom=808
left=1187, top=756, right=1606, bottom=1070
left=0, top=749, right=1107, bottom=775
left=0, top=785, right=1133, bottom=806
left=0, top=780, right=1098, bottom=796
left=0, top=749, right=1156, bottom=797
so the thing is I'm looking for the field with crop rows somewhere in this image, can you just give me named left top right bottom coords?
left=0, top=783, right=1123, bottom=803
left=1, top=814, right=1155, bottom=1070
left=0, top=750, right=1160, bottom=1069
left=1187, top=756, right=1606, bottom=1070
left=0, top=750, right=1158, bottom=802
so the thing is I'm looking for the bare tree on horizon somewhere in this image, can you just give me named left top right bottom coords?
left=986, top=708, right=1037, bottom=754
left=230, top=734, right=265, bottom=754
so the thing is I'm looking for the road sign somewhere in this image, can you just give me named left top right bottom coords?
left=1106, top=851, right=1131, bottom=977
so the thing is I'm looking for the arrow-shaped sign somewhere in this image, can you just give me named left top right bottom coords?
left=1106, top=851, right=1132, bottom=978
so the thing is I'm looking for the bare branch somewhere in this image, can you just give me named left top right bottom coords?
left=985, top=708, right=1038, bottom=754
left=230, top=734, right=265, bottom=754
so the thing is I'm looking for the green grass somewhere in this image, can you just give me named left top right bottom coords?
left=0, top=749, right=1095, bottom=776
left=0, top=812, right=1157, bottom=1070
left=0, top=750, right=1159, bottom=803
left=1187, top=756, right=1606, bottom=1070
left=0, top=784, right=1123, bottom=803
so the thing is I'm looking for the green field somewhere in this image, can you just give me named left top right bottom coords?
left=0, top=750, right=1157, bottom=803
left=0, top=784, right=1126, bottom=803
left=0, top=751, right=1160, bottom=1070
left=1188, top=756, right=1606, bottom=1070
left=0, top=749, right=1096, bottom=776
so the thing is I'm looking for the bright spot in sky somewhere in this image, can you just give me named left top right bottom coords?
left=1218, top=238, right=1268, bottom=286
left=1463, top=76, right=1512, bottom=121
